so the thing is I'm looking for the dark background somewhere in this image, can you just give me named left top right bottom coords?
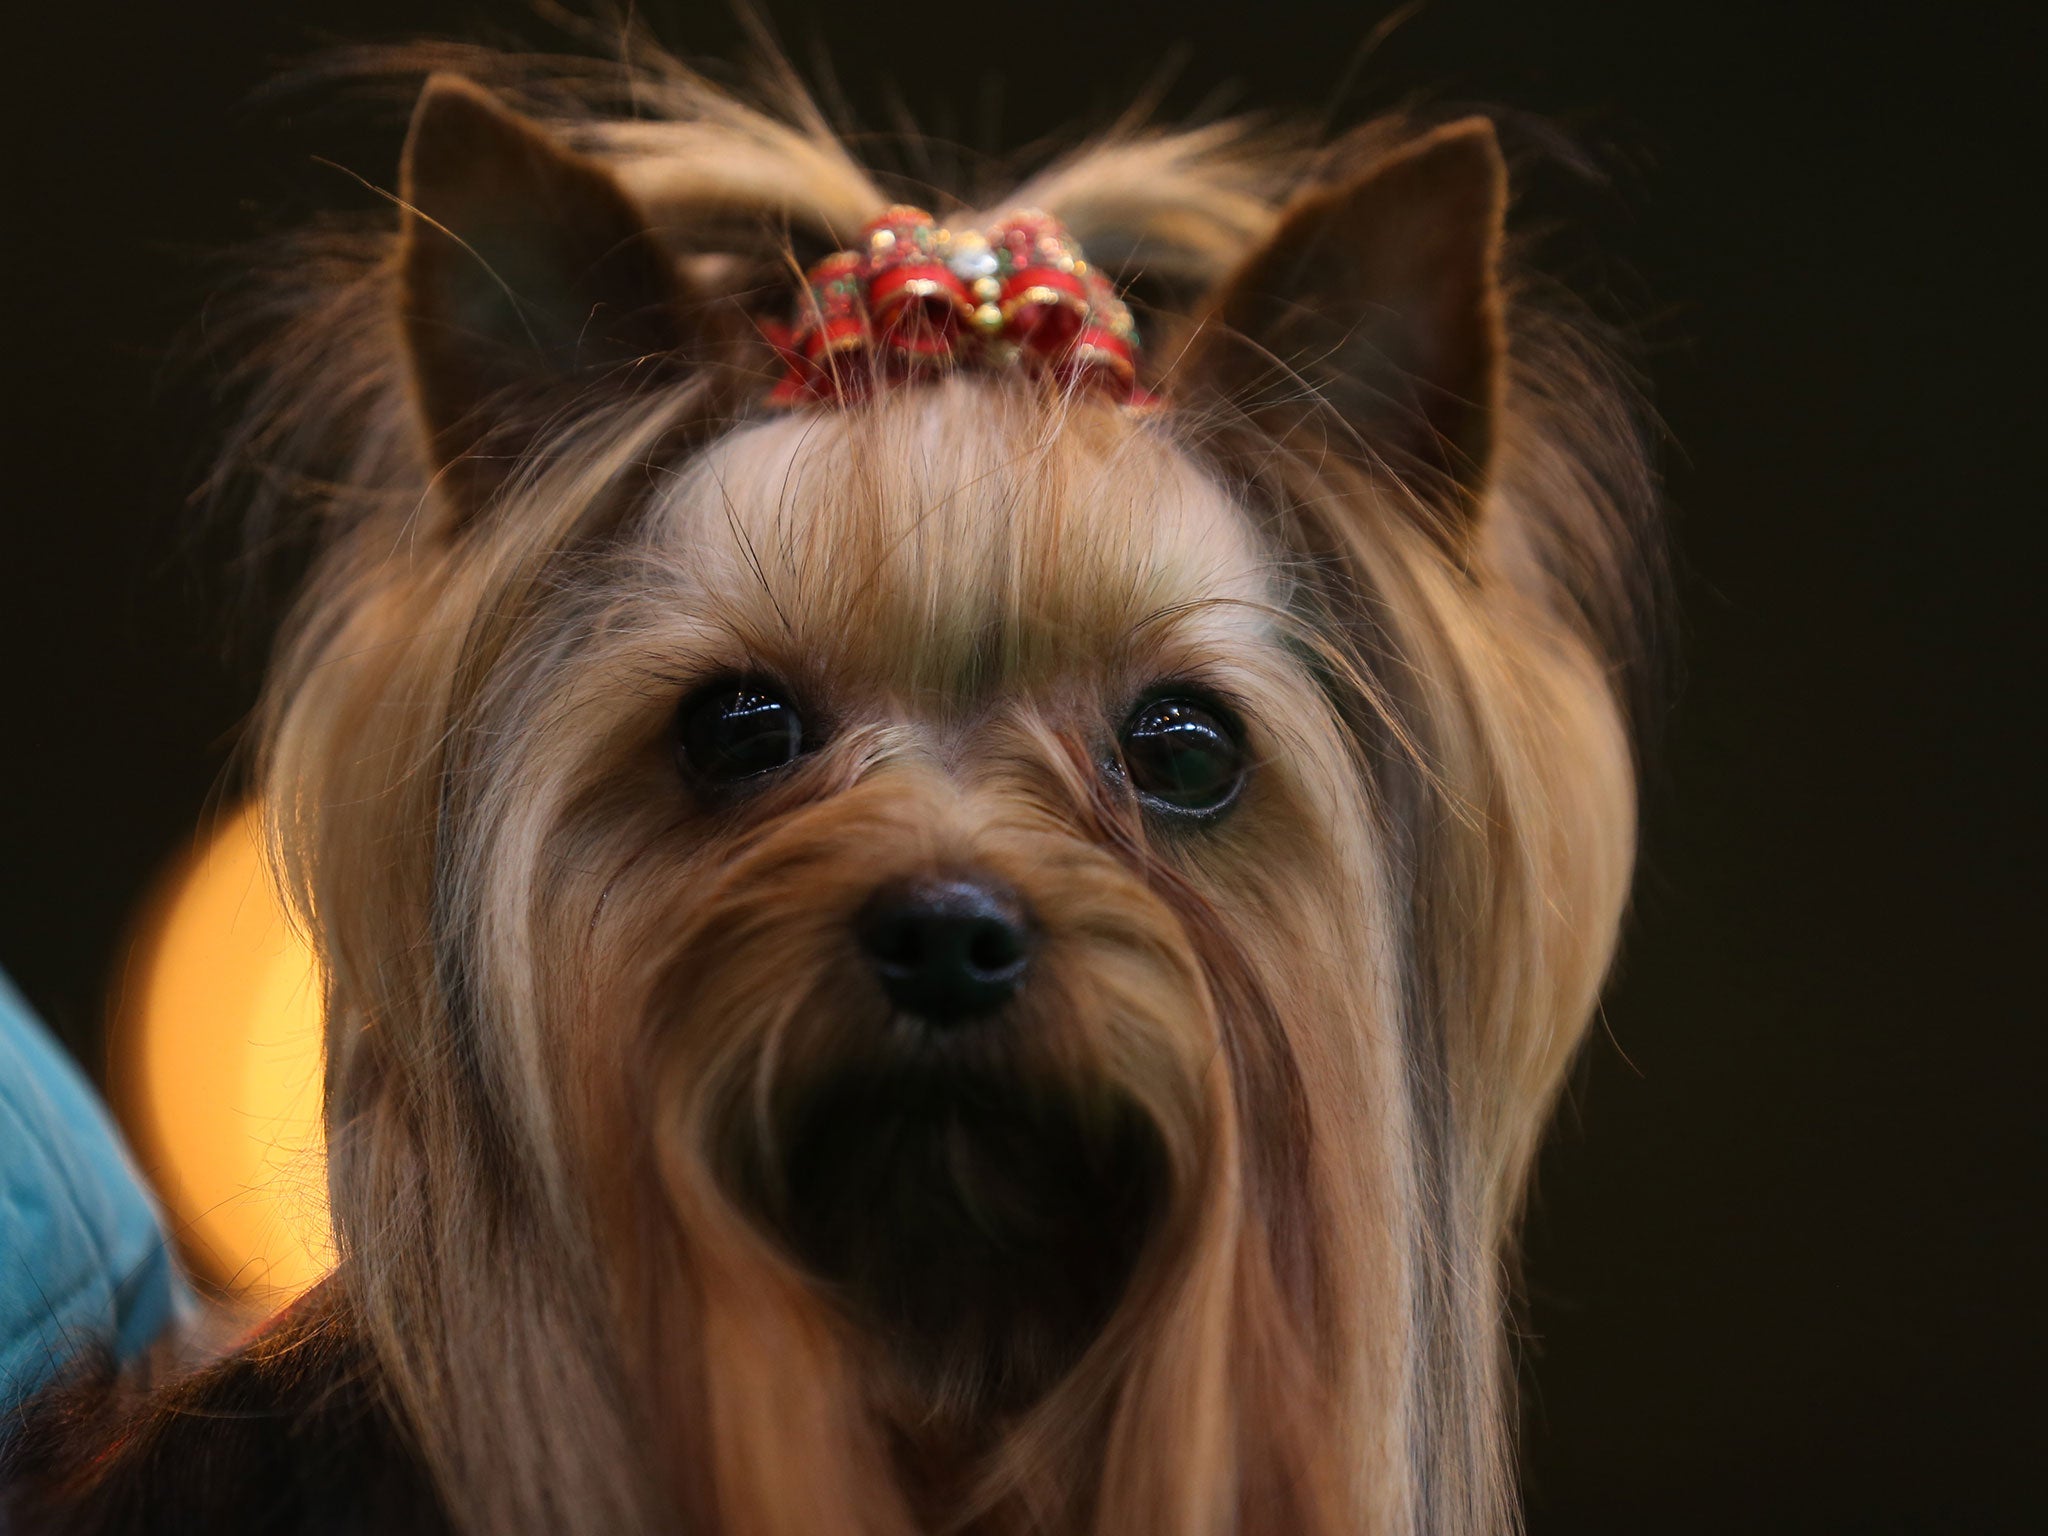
left=4, top=2, right=2040, bottom=1530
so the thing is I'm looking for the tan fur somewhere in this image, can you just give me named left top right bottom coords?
left=242, top=37, right=1657, bottom=1536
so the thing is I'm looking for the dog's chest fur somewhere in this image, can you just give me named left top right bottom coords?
left=2, top=1288, right=443, bottom=1536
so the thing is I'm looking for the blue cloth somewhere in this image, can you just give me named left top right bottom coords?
left=1, top=967, right=190, bottom=1418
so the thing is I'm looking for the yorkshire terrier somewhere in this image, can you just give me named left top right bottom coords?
left=5, top=34, right=1657, bottom=1536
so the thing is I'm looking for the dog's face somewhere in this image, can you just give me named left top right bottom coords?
left=257, top=70, right=1646, bottom=1536
left=457, top=387, right=1394, bottom=1425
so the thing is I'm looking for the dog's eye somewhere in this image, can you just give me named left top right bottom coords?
left=1118, top=697, right=1245, bottom=816
left=678, top=681, right=805, bottom=782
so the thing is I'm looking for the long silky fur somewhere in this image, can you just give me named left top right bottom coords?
left=3, top=32, right=1658, bottom=1536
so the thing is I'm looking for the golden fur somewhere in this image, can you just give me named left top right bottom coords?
left=192, top=33, right=1666, bottom=1536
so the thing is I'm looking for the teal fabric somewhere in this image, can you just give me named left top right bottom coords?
left=0, top=967, right=191, bottom=1418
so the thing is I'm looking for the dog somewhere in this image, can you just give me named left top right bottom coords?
left=2, top=34, right=1658, bottom=1536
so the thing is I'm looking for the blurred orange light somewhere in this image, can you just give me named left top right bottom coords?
left=117, top=804, right=333, bottom=1299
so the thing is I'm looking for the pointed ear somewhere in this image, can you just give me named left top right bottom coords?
left=1178, top=118, right=1508, bottom=524
left=397, top=74, right=690, bottom=514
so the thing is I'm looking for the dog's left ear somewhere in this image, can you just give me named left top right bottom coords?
left=1177, top=118, right=1507, bottom=527
left=397, top=74, right=695, bottom=517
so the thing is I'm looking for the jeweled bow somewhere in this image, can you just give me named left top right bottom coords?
left=764, top=205, right=1142, bottom=406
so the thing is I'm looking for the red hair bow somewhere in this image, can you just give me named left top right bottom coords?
left=764, top=206, right=1143, bottom=407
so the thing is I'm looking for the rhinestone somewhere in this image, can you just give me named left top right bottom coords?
left=949, top=245, right=1000, bottom=281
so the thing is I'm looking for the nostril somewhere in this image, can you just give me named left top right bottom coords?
left=866, top=911, right=921, bottom=975
left=855, top=875, right=1035, bottom=1023
left=965, top=920, right=1023, bottom=978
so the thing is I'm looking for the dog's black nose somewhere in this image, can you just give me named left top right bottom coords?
left=856, top=876, right=1033, bottom=1023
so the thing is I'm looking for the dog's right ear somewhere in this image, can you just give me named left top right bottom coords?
left=397, top=74, right=695, bottom=519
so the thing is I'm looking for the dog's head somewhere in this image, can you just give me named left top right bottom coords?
left=256, top=66, right=1653, bottom=1536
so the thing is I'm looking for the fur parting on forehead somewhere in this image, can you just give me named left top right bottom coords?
left=640, top=382, right=1280, bottom=693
